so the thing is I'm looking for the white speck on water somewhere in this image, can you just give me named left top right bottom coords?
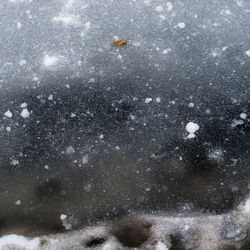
left=225, top=9, right=232, bottom=15
left=11, top=159, right=19, bottom=166
left=15, top=200, right=21, bottom=205
left=84, top=183, right=91, bottom=192
left=159, top=15, right=166, bottom=20
left=44, top=165, right=49, bottom=169
left=118, top=54, right=122, bottom=59
left=115, top=146, right=120, bottom=150
left=20, top=108, right=30, bottom=118
left=145, top=97, right=152, bottom=103
left=84, top=21, right=91, bottom=30
left=166, top=2, right=173, bottom=11
left=232, top=119, right=244, bottom=127
left=82, top=154, right=89, bottom=164
left=177, top=22, right=186, bottom=29
left=66, top=146, right=75, bottom=155
left=162, top=48, right=171, bottom=54
left=19, top=60, right=26, bottom=66
left=6, top=127, right=11, bottom=132
left=156, top=97, right=161, bottom=103
left=186, top=122, right=199, bottom=139
left=245, top=50, right=250, bottom=57
left=70, top=113, right=76, bottom=118
left=189, top=102, right=195, bottom=108
left=48, top=94, right=53, bottom=101
left=156, top=241, right=169, bottom=250
left=4, top=110, right=13, bottom=118
left=43, top=55, right=59, bottom=67
left=240, top=113, right=247, bottom=119
left=155, top=6, right=163, bottom=12
left=16, top=22, right=22, bottom=29
left=60, top=214, right=67, bottom=220
left=222, top=46, right=228, bottom=51
left=99, top=134, right=104, bottom=139
left=21, top=103, right=27, bottom=108
left=243, top=198, right=250, bottom=213
left=113, top=35, right=119, bottom=40
left=184, top=225, right=190, bottom=231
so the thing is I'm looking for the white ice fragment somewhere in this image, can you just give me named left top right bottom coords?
left=48, top=94, right=53, bottom=101
left=232, top=119, right=244, bottom=127
left=60, top=214, right=67, bottom=220
left=6, top=127, right=11, bottom=132
left=186, top=122, right=199, bottom=139
left=156, top=97, right=161, bottom=103
left=84, top=21, right=91, bottom=29
left=184, top=225, right=190, bottom=231
left=15, top=200, right=21, bottom=205
left=162, top=48, right=171, bottom=54
left=21, top=103, right=28, bottom=108
left=20, top=108, right=30, bottom=118
left=66, top=146, right=75, bottom=155
left=19, top=60, right=26, bottom=66
left=44, top=165, right=49, bottom=169
left=155, top=6, right=163, bottom=12
left=0, top=235, right=40, bottom=249
left=118, top=54, right=122, bottom=59
left=145, top=97, right=152, bottom=103
left=177, top=22, right=186, bottom=29
left=16, top=22, right=22, bottom=29
left=84, top=183, right=91, bottom=192
left=166, top=2, right=173, bottom=11
left=70, top=113, right=76, bottom=118
left=43, top=55, right=59, bottom=67
left=115, top=146, right=120, bottom=150
left=99, top=134, right=104, bottom=139
left=82, top=155, right=89, bottom=164
left=240, top=113, right=247, bottom=119
left=243, top=198, right=250, bottom=213
left=113, top=35, right=119, bottom=40
left=222, top=46, right=228, bottom=51
left=11, top=159, right=19, bottom=166
left=159, top=15, right=166, bottom=20
left=156, top=241, right=169, bottom=250
left=225, top=9, right=232, bottom=15
left=4, top=110, right=13, bottom=118
left=245, top=50, right=250, bottom=57
left=189, top=102, right=195, bottom=108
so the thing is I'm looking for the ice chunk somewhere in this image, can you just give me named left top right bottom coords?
left=156, top=241, right=169, bottom=250
left=245, top=50, right=250, bottom=57
left=21, top=102, right=28, bottom=108
left=6, top=127, right=11, bottom=132
left=15, top=200, right=21, bottom=205
left=166, top=2, right=173, bottom=11
left=66, top=146, right=75, bottom=155
left=240, top=113, right=247, bottom=119
left=145, top=97, right=152, bottom=103
left=177, top=22, right=186, bottom=29
left=20, top=108, right=30, bottom=118
left=186, top=122, right=199, bottom=138
left=11, top=159, right=19, bottom=166
left=4, top=110, right=13, bottom=118
left=43, top=55, right=59, bottom=67
left=155, top=6, right=163, bottom=12
left=48, top=94, right=53, bottom=100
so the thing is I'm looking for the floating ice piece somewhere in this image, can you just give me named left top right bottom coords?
left=0, top=234, right=40, bottom=249
left=20, top=108, right=30, bottom=118
left=21, top=103, right=28, bottom=108
left=186, top=122, right=199, bottom=138
left=155, top=6, right=163, bottom=12
left=11, top=159, right=19, bottom=166
left=4, top=110, right=12, bottom=118
left=240, top=113, right=247, bottom=119
left=156, top=241, right=169, bottom=250
left=162, top=48, right=171, bottom=54
left=245, top=50, right=250, bottom=57
left=177, top=22, right=186, bottom=29
left=156, top=97, right=161, bottom=103
left=6, top=127, right=11, bottom=132
left=43, top=55, right=59, bottom=67
left=66, top=146, right=75, bottom=155
left=48, top=94, right=53, bottom=101
left=15, top=200, right=21, bottom=205
left=166, top=2, right=173, bottom=11
left=189, top=102, right=194, bottom=108
left=232, top=119, right=244, bottom=127
left=145, top=97, right=152, bottom=103
left=16, top=22, right=22, bottom=29
left=60, top=214, right=67, bottom=220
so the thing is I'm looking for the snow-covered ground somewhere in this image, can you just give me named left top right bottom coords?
left=0, top=0, right=249, bottom=248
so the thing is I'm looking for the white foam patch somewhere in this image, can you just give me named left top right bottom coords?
left=0, top=234, right=40, bottom=249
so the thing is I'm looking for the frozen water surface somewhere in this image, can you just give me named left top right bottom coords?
left=0, top=0, right=249, bottom=248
